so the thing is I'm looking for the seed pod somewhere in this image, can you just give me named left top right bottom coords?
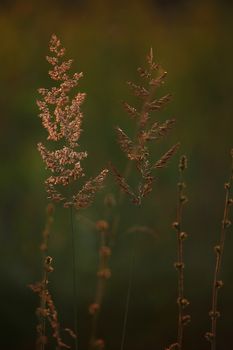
left=174, top=262, right=184, bottom=270
left=209, top=310, right=220, bottom=319
left=96, top=220, right=109, bottom=232
left=216, top=280, right=224, bottom=288
left=205, top=332, right=214, bottom=342
left=182, top=314, right=191, bottom=326
left=180, top=232, right=188, bottom=240
left=172, top=221, right=179, bottom=230
left=214, top=245, right=221, bottom=254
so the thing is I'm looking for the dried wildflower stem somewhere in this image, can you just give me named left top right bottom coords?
left=39, top=204, right=54, bottom=350
left=29, top=204, right=75, bottom=349
left=176, top=157, right=189, bottom=348
left=120, top=244, right=135, bottom=350
left=88, top=221, right=111, bottom=350
left=30, top=256, right=72, bottom=349
left=110, top=162, right=133, bottom=247
left=168, top=156, right=190, bottom=350
left=205, top=150, right=233, bottom=350
left=40, top=263, right=50, bottom=350
left=87, top=162, right=133, bottom=349
left=70, top=207, right=78, bottom=350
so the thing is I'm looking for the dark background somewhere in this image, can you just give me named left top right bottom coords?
left=0, top=0, right=233, bottom=349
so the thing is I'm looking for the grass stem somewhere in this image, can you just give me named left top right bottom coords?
left=120, top=244, right=135, bottom=350
left=70, top=207, right=78, bottom=350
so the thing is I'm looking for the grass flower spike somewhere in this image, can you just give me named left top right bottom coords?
left=112, top=48, right=179, bottom=205
left=37, top=34, right=108, bottom=208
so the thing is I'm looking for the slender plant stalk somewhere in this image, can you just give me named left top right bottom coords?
left=87, top=158, right=134, bottom=349
left=87, top=52, right=158, bottom=347
left=38, top=204, right=54, bottom=350
left=87, top=160, right=133, bottom=350
left=175, top=156, right=190, bottom=349
left=40, top=205, right=53, bottom=350
left=167, top=156, right=190, bottom=350
left=70, top=207, right=78, bottom=350
left=88, top=220, right=111, bottom=350
left=109, top=161, right=133, bottom=247
left=30, top=204, right=76, bottom=349
left=40, top=265, right=50, bottom=350
left=205, top=150, right=233, bottom=350
left=120, top=244, right=135, bottom=350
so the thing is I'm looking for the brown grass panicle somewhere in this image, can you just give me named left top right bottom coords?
left=205, top=149, right=233, bottom=350
left=37, top=34, right=108, bottom=209
left=166, top=155, right=190, bottom=350
left=29, top=204, right=76, bottom=350
left=112, top=48, right=180, bottom=206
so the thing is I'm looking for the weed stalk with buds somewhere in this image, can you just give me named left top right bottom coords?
left=205, top=149, right=233, bottom=350
left=166, top=155, right=190, bottom=350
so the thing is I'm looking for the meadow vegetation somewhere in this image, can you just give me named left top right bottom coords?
left=30, top=35, right=232, bottom=350
left=1, top=2, right=233, bottom=350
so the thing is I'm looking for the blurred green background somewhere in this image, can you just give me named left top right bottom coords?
left=0, top=0, right=233, bottom=349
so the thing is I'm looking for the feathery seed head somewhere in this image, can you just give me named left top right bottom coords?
left=112, top=49, right=179, bottom=205
left=37, top=35, right=108, bottom=208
